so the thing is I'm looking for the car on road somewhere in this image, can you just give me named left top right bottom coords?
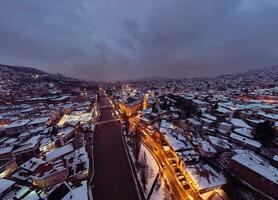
left=161, top=162, right=165, bottom=169
left=174, top=168, right=182, bottom=176
left=147, top=125, right=155, bottom=133
left=162, top=145, right=171, bottom=152
left=183, top=184, right=190, bottom=190
left=177, top=175, right=185, bottom=180
left=167, top=157, right=174, bottom=162
left=169, top=160, right=177, bottom=167
left=167, top=158, right=177, bottom=167
left=179, top=178, right=190, bottom=189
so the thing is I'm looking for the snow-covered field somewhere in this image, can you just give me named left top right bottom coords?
left=126, top=138, right=159, bottom=198
left=138, top=144, right=159, bottom=197
left=149, top=177, right=171, bottom=200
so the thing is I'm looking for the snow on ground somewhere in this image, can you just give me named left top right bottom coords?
left=149, top=176, right=174, bottom=200
left=138, top=144, right=159, bottom=197
left=126, top=137, right=159, bottom=198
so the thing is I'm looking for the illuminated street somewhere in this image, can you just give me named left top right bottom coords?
left=92, top=95, right=138, bottom=200
left=128, top=117, right=200, bottom=200
left=0, top=2, right=277, bottom=199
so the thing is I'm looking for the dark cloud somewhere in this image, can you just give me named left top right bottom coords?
left=0, top=0, right=277, bottom=80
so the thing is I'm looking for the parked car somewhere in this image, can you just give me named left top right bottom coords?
left=174, top=169, right=182, bottom=176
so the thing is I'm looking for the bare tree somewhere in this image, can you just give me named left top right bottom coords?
left=140, top=152, right=149, bottom=189
left=133, top=132, right=141, bottom=164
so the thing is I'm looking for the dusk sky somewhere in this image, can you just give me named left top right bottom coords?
left=0, top=0, right=278, bottom=81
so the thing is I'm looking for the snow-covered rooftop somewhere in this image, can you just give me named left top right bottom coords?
left=202, top=114, right=217, bottom=121
left=232, top=154, right=278, bottom=184
left=193, top=99, right=208, bottom=105
left=46, top=143, right=74, bottom=161
left=62, top=182, right=88, bottom=200
left=216, top=107, right=230, bottom=114
left=163, top=132, right=185, bottom=151
left=21, top=157, right=46, bottom=172
left=22, top=190, right=40, bottom=200
left=233, top=128, right=253, bottom=138
left=199, top=141, right=217, bottom=153
left=57, top=127, right=75, bottom=136
left=0, top=145, right=14, bottom=155
left=187, top=118, right=201, bottom=126
left=230, top=118, right=252, bottom=129
left=4, top=119, right=30, bottom=129
left=273, top=155, right=278, bottom=162
left=186, top=164, right=227, bottom=192
left=28, top=117, right=50, bottom=125
left=160, top=120, right=174, bottom=129
left=230, top=133, right=261, bottom=149
left=58, top=113, right=92, bottom=127
left=13, top=135, right=41, bottom=153
left=0, top=179, right=15, bottom=194
left=208, top=136, right=230, bottom=150
left=200, top=118, right=214, bottom=124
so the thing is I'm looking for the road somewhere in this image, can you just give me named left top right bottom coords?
left=128, top=117, right=200, bottom=200
left=92, top=95, right=138, bottom=200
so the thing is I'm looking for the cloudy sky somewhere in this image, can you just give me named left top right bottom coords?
left=0, top=0, right=278, bottom=81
